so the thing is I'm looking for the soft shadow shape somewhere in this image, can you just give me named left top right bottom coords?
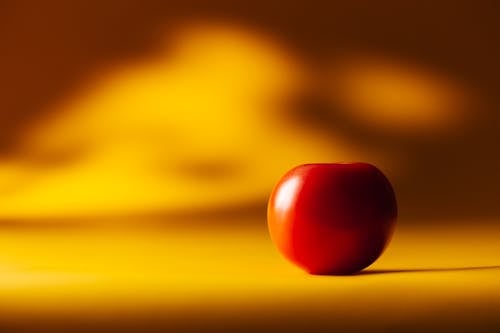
left=357, top=265, right=500, bottom=275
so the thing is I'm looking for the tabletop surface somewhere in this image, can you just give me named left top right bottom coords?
left=0, top=219, right=498, bottom=332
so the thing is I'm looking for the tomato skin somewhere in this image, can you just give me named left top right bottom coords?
left=267, top=163, right=397, bottom=275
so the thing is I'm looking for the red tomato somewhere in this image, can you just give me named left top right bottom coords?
left=267, top=163, right=397, bottom=275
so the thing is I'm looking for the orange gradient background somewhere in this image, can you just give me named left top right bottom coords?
left=0, top=1, right=499, bottom=332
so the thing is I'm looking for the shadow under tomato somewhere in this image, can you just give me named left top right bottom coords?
left=356, top=265, right=500, bottom=275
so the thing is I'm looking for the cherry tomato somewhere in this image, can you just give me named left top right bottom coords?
left=267, top=163, right=397, bottom=275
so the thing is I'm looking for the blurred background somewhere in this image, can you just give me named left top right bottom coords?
left=0, top=0, right=499, bottom=224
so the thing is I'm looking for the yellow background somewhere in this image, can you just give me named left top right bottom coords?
left=0, top=1, right=499, bottom=331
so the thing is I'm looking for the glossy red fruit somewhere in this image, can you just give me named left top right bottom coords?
left=267, top=163, right=397, bottom=275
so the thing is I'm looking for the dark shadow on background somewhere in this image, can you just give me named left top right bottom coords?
left=0, top=199, right=268, bottom=230
left=358, top=265, right=500, bottom=275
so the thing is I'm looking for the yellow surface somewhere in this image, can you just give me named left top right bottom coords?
left=0, top=220, right=498, bottom=331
